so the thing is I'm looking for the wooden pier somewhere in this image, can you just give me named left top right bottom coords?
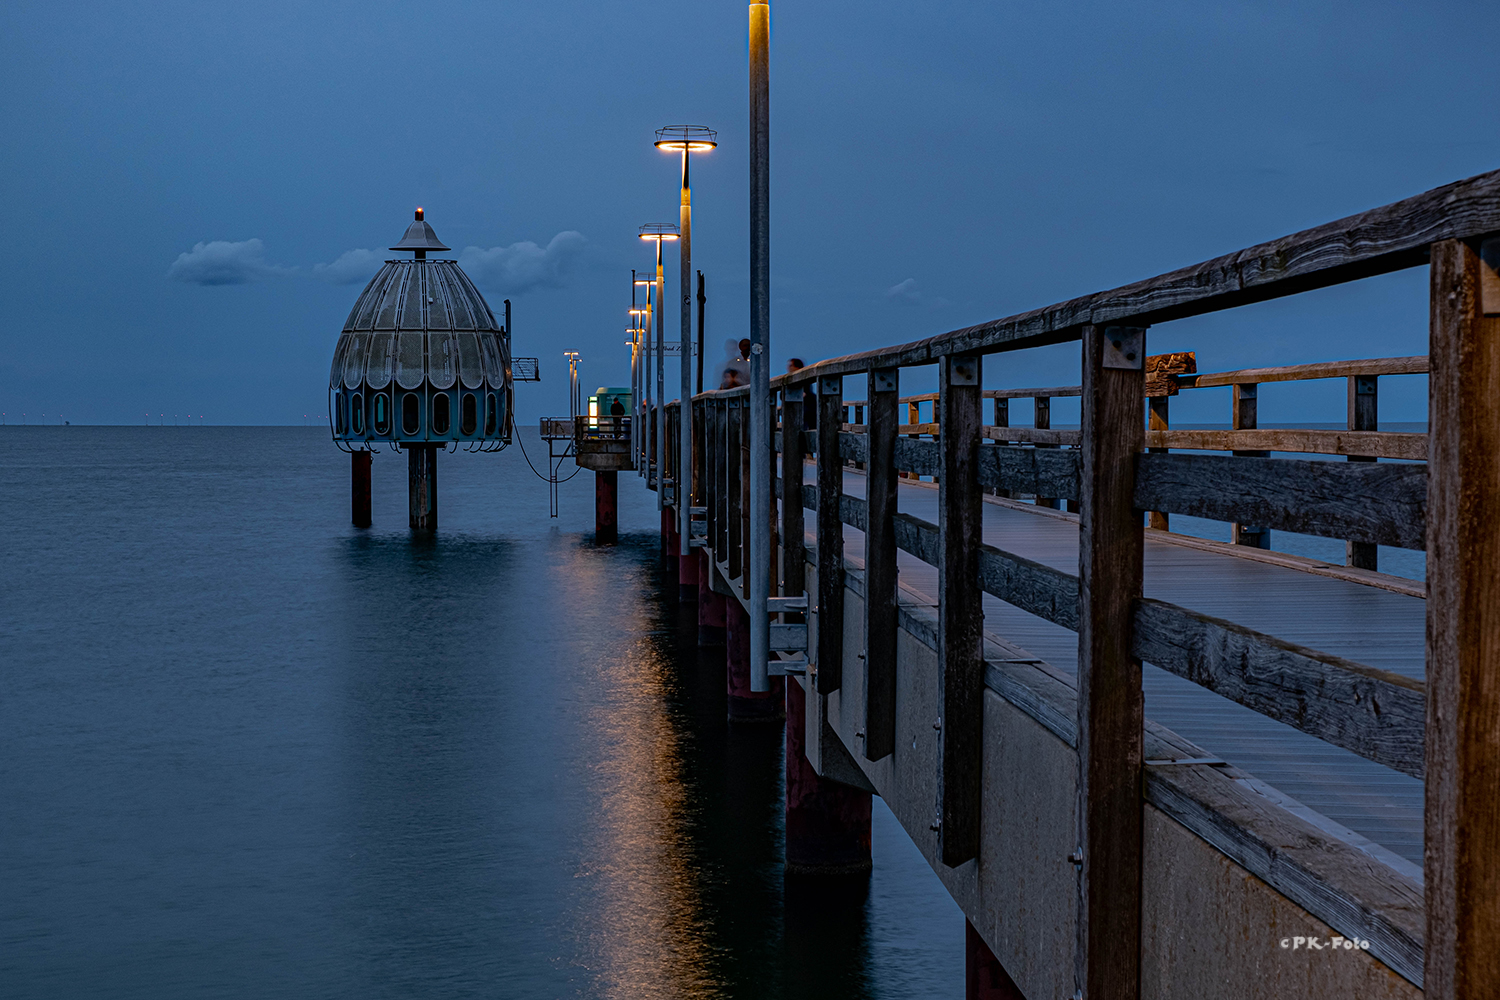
left=639, top=167, right=1500, bottom=999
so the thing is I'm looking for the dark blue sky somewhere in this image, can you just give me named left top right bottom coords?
left=1, top=0, right=1495, bottom=425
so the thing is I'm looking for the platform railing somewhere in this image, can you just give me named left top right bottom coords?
left=667, top=167, right=1500, bottom=997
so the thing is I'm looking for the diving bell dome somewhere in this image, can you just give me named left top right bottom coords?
left=329, top=210, right=513, bottom=452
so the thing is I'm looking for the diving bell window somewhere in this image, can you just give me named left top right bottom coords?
left=432, top=393, right=451, bottom=435
left=351, top=393, right=365, bottom=435
left=461, top=393, right=477, bottom=435
left=402, top=393, right=420, bottom=435
left=373, top=393, right=390, bottom=435
left=335, top=394, right=348, bottom=435
left=485, top=393, right=497, bottom=435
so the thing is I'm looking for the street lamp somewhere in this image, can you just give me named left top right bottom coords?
left=639, top=223, right=679, bottom=509
left=633, top=275, right=655, bottom=473
left=654, top=125, right=717, bottom=558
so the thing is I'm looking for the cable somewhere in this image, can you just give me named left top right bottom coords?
left=514, top=428, right=584, bottom=485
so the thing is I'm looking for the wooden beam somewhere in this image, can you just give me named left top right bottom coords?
left=740, top=394, right=751, bottom=599
left=1230, top=383, right=1270, bottom=548
left=816, top=375, right=845, bottom=694
left=1076, top=324, right=1146, bottom=1000
left=1147, top=395, right=1170, bottom=530
left=938, top=354, right=984, bottom=867
left=1133, top=452, right=1427, bottom=550
left=1187, top=355, right=1428, bottom=388
left=992, top=396, right=1010, bottom=498
left=1133, top=598, right=1424, bottom=777
left=981, top=426, right=1081, bottom=446
left=1347, top=374, right=1380, bottom=570
left=1033, top=395, right=1058, bottom=509
left=1144, top=427, right=1426, bottom=461
left=864, top=367, right=899, bottom=761
left=1425, top=237, right=1500, bottom=999
left=728, top=399, right=742, bottom=580
left=782, top=387, right=807, bottom=616
left=1143, top=351, right=1196, bottom=397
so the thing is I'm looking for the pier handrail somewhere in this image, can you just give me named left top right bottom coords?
left=666, top=167, right=1500, bottom=996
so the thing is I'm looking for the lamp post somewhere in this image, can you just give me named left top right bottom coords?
left=629, top=269, right=650, bottom=472
left=634, top=275, right=654, bottom=474
left=748, top=4, right=771, bottom=692
left=639, top=223, right=679, bottom=510
left=655, top=126, right=717, bottom=560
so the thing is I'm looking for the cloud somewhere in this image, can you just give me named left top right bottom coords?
left=884, top=277, right=949, bottom=309
left=166, top=238, right=293, bottom=286
left=313, top=248, right=384, bottom=285
left=459, top=231, right=587, bottom=296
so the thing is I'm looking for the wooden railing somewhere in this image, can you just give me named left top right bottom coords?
left=655, top=166, right=1500, bottom=997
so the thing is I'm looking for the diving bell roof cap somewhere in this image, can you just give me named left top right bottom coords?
left=389, top=207, right=451, bottom=252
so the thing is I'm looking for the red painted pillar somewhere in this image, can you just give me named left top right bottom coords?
left=784, top=678, right=872, bottom=874
left=678, top=545, right=699, bottom=603
left=595, top=471, right=618, bottom=544
left=351, top=450, right=371, bottom=528
left=661, top=507, right=678, bottom=576
left=966, top=920, right=1025, bottom=999
left=697, top=550, right=725, bottom=646
left=726, top=598, right=783, bottom=722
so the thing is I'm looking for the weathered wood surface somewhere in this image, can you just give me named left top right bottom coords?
left=1144, top=351, right=1196, bottom=397
left=1425, top=239, right=1500, bottom=999
left=770, top=169, right=1500, bottom=385
left=982, top=426, right=1081, bottom=447
left=1133, top=598, right=1425, bottom=778
left=1346, top=374, right=1380, bottom=570
left=1075, top=324, right=1146, bottom=1000
left=781, top=392, right=807, bottom=614
left=1147, top=394, right=1170, bottom=530
left=987, top=385, right=1083, bottom=400
left=978, top=444, right=1079, bottom=500
left=1133, top=452, right=1427, bottom=550
left=817, top=376, right=845, bottom=693
left=864, top=369, right=899, bottom=761
left=1187, top=355, right=1428, bottom=388
left=1145, top=427, right=1426, bottom=461
left=938, top=355, right=984, bottom=867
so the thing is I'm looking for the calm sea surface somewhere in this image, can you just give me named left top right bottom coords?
left=0, top=426, right=962, bottom=999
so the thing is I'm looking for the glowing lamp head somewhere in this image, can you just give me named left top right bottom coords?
left=638, top=222, right=680, bottom=242
left=654, top=124, right=718, bottom=152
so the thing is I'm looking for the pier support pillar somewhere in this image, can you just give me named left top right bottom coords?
left=406, top=444, right=437, bottom=532
left=784, top=679, right=872, bottom=874
left=966, top=920, right=1025, bottom=999
left=661, top=508, right=678, bottom=576
left=594, top=471, right=618, bottom=544
left=678, top=547, right=699, bottom=603
left=351, top=450, right=371, bottom=528
left=698, top=552, right=726, bottom=647
left=726, top=598, right=783, bottom=721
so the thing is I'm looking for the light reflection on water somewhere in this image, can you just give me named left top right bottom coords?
left=0, top=427, right=961, bottom=999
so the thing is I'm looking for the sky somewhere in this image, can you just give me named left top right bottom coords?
left=1, top=0, right=1497, bottom=426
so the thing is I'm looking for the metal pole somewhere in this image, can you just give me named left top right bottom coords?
left=643, top=282, right=653, bottom=480
left=656, top=241, right=666, bottom=511
left=679, top=148, right=693, bottom=555
left=631, top=270, right=640, bottom=473
left=748, top=0, right=771, bottom=693
left=696, top=271, right=706, bottom=396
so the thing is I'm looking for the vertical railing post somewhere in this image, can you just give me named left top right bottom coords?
left=728, top=398, right=743, bottom=581
left=906, top=399, right=921, bottom=479
left=816, top=374, right=845, bottom=694
left=1075, top=324, right=1146, bottom=1000
left=1034, top=394, right=1057, bottom=509
left=782, top=384, right=807, bottom=607
left=864, top=366, right=899, bottom=761
left=992, top=394, right=1009, bottom=498
left=1147, top=395, right=1169, bottom=530
left=1425, top=237, right=1500, bottom=1000
left=938, top=354, right=983, bottom=867
left=1346, top=374, right=1378, bottom=569
left=1230, top=383, right=1269, bottom=547
left=740, top=394, right=751, bottom=600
